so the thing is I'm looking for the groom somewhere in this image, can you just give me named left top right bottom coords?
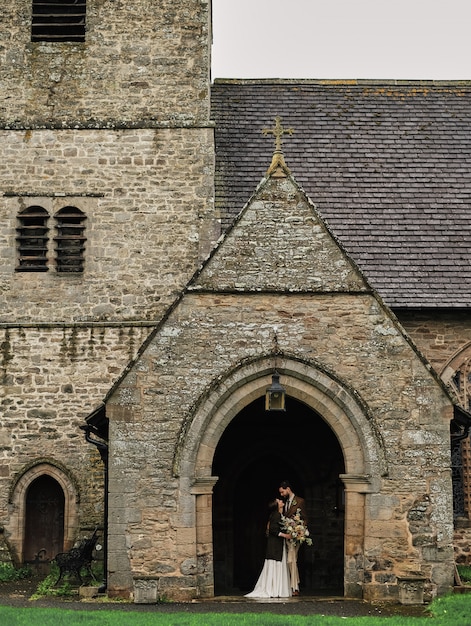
left=279, top=480, right=307, bottom=596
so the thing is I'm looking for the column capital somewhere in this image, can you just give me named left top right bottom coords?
left=190, top=476, right=219, bottom=495
left=340, top=473, right=375, bottom=493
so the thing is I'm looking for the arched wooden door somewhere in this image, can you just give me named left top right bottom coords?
left=23, top=475, right=65, bottom=563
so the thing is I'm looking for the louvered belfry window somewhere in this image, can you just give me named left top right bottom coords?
left=16, top=206, right=50, bottom=272
left=31, top=0, right=86, bottom=43
left=54, top=207, right=87, bottom=273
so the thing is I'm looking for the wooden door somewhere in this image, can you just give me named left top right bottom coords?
left=23, top=475, right=65, bottom=563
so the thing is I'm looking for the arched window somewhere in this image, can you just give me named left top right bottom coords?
left=31, top=0, right=86, bottom=43
left=54, top=206, right=87, bottom=273
left=16, top=206, right=50, bottom=272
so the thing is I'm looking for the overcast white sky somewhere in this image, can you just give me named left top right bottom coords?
left=211, top=0, right=471, bottom=80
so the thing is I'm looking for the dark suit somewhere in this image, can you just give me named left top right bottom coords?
left=285, top=495, right=307, bottom=522
left=265, top=510, right=284, bottom=561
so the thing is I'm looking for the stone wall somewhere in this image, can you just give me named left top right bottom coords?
left=454, top=522, right=471, bottom=565
left=0, top=126, right=216, bottom=323
left=398, top=312, right=471, bottom=571
left=0, top=1, right=211, bottom=125
left=0, top=323, right=150, bottom=559
left=398, top=311, right=471, bottom=375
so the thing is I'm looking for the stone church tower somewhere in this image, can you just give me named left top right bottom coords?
left=0, top=0, right=216, bottom=581
left=0, top=1, right=465, bottom=604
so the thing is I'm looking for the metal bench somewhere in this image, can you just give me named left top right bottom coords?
left=54, top=528, right=99, bottom=585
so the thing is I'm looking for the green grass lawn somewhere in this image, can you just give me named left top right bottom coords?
left=0, top=595, right=470, bottom=626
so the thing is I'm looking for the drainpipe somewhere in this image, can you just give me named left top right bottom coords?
left=80, top=423, right=108, bottom=593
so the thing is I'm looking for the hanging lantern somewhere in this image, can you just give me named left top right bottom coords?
left=265, top=370, right=286, bottom=411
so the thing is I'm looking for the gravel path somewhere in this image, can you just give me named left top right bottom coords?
left=0, top=577, right=430, bottom=618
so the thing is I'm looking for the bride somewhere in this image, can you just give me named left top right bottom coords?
left=245, top=498, right=292, bottom=598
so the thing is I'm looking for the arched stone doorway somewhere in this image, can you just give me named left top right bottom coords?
left=8, top=461, right=79, bottom=565
left=177, top=356, right=385, bottom=599
left=212, top=396, right=345, bottom=595
left=23, top=475, right=65, bottom=564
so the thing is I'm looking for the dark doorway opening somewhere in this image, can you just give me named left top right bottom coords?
left=212, top=395, right=345, bottom=596
left=23, top=475, right=65, bottom=565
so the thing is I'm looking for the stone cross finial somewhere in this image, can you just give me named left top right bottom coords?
left=262, top=116, right=294, bottom=178
left=262, top=116, right=293, bottom=152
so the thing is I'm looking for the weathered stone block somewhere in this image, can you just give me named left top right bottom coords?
left=397, top=576, right=425, bottom=605
left=133, top=578, right=159, bottom=604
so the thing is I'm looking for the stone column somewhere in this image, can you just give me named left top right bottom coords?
left=341, top=474, right=373, bottom=599
left=191, top=477, right=218, bottom=597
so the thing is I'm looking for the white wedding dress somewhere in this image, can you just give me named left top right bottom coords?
left=245, top=542, right=291, bottom=598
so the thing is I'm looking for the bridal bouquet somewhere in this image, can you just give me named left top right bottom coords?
left=282, top=508, right=312, bottom=546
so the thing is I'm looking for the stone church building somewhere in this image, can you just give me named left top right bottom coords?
left=1, top=0, right=471, bottom=604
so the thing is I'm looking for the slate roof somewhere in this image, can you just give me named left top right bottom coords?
left=211, top=80, right=471, bottom=309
